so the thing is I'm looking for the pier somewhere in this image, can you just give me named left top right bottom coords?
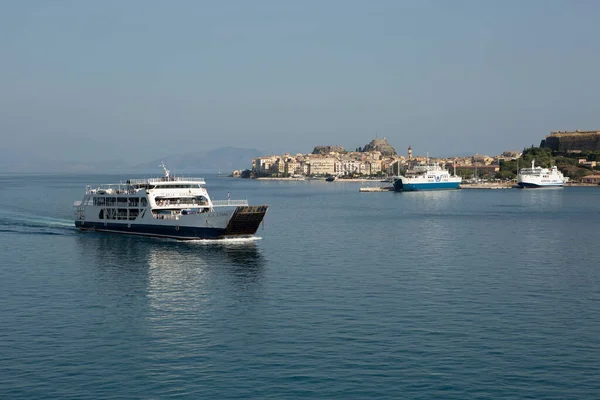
left=460, top=184, right=512, bottom=190
left=359, top=186, right=394, bottom=192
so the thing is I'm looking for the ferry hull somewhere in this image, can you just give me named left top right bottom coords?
left=394, top=180, right=461, bottom=192
left=75, top=221, right=228, bottom=240
left=75, top=205, right=268, bottom=240
left=516, top=182, right=563, bottom=188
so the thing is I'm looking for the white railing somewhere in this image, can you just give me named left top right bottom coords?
left=129, top=177, right=206, bottom=185
left=211, top=200, right=248, bottom=207
left=154, top=200, right=208, bottom=207
left=86, top=184, right=142, bottom=195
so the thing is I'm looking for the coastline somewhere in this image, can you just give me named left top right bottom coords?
left=460, top=183, right=513, bottom=189
left=255, top=177, right=380, bottom=182
left=255, top=177, right=306, bottom=181
left=253, top=178, right=599, bottom=187
left=564, top=182, right=599, bottom=187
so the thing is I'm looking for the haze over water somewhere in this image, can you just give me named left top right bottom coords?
left=2, top=1, right=600, bottom=166
left=1, top=174, right=599, bottom=399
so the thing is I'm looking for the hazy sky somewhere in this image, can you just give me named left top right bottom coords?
left=1, top=0, right=599, bottom=163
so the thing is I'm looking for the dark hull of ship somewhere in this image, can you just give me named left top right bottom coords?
left=393, top=180, right=461, bottom=192
left=516, top=182, right=563, bottom=188
left=75, top=221, right=229, bottom=239
left=75, top=205, right=268, bottom=240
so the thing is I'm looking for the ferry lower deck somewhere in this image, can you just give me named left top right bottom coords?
left=75, top=205, right=268, bottom=240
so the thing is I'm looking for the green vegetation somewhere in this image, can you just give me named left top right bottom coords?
left=454, top=167, right=488, bottom=179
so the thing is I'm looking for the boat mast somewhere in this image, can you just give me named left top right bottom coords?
left=160, top=161, right=171, bottom=180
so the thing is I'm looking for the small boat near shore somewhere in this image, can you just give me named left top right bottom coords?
left=73, top=163, right=268, bottom=240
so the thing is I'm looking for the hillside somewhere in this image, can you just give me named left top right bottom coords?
left=130, top=147, right=262, bottom=173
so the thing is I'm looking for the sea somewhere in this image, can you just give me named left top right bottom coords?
left=1, top=174, right=599, bottom=399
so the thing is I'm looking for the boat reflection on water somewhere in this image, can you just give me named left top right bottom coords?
left=144, top=238, right=266, bottom=312
left=75, top=235, right=266, bottom=300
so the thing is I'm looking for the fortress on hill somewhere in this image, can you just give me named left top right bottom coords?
left=312, top=138, right=397, bottom=157
left=541, top=130, right=600, bottom=153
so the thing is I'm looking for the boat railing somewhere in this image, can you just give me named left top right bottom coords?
left=212, top=200, right=249, bottom=207
left=154, top=199, right=208, bottom=207
left=129, top=177, right=206, bottom=185
left=86, top=184, right=143, bottom=195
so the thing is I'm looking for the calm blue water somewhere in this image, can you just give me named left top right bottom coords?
left=1, top=174, right=599, bottom=399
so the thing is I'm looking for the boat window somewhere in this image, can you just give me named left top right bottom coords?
left=117, top=209, right=128, bottom=220
left=98, top=209, right=104, bottom=219
left=106, top=197, right=116, bottom=206
left=129, top=209, right=139, bottom=220
left=97, top=197, right=106, bottom=206
left=128, top=197, right=139, bottom=207
left=195, top=196, right=208, bottom=205
left=105, top=208, right=116, bottom=220
left=141, top=198, right=148, bottom=207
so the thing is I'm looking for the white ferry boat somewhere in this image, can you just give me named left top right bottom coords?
left=517, top=160, right=565, bottom=188
left=393, top=162, right=462, bottom=191
left=73, top=164, right=268, bottom=240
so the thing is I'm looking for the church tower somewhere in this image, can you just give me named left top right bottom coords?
left=408, top=145, right=413, bottom=160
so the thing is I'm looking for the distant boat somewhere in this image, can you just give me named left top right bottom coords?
left=517, top=159, right=565, bottom=188
left=393, top=162, right=461, bottom=191
left=325, top=176, right=336, bottom=182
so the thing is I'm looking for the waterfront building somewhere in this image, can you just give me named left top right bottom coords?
left=307, top=157, right=336, bottom=176
left=581, top=175, right=600, bottom=184
left=284, top=159, right=302, bottom=176
left=252, top=156, right=278, bottom=174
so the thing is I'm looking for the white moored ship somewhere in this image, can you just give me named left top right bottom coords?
left=74, top=164, right=268, bottom=240
left=517, top=159, right=565, bottom=188
left=393, top=162, right=462, bottom=191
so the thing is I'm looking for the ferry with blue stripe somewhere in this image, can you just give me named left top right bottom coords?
left=73, top=163, right=268, bottom=240
left=393, top=160, right=462, bottom=192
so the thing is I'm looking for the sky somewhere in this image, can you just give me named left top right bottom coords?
left=1, top=0, right=599, bottom=164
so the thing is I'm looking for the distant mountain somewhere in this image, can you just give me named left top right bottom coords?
left=131, top=147, right=262, bottom=173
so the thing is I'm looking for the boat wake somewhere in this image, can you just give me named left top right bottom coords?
left=181, top=236, right=262, bottom=245
left=0, top=210, right=75, bottom=236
